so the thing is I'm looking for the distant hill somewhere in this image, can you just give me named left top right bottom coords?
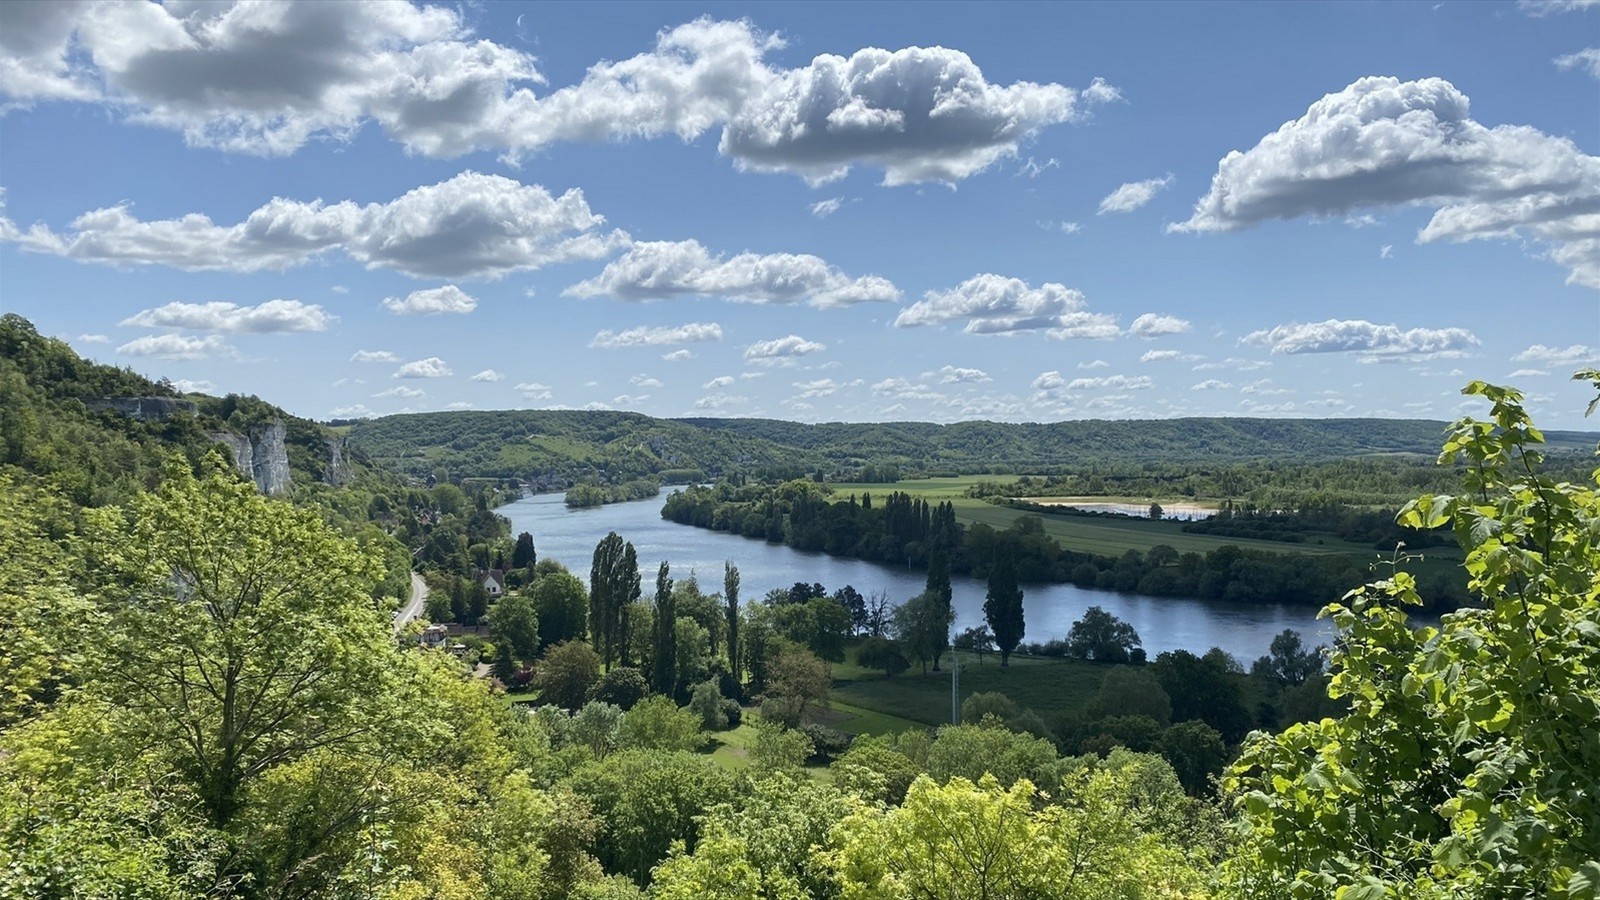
left=345, top=407, right=1596, bottom=484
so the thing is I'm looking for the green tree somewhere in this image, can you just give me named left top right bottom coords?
left=590, top=665, right=648, bottom=711
left=1065, top=605, right=1143, bottom=663
left=1157, top=720, right=1227, bottom=796
left=489, top=590, right=540, bottom=661
left=857, top=636, right=910, bottom=678
left=892, top=590, right=955, bottom=675
left=984, top=543, right=1026, bottom=667
left=81, top=462, right=392, bottom=831
left=1248, top=627, right=1325, bottom=685
left=615, top=695, right=702, bottom=752
left=1224, top=375, right=1600, bottom=899
left=512, top=530, right=537, bottom=570
left=533, top=567, right=589, bottom=648
left=566, top=750, right=735, bottom=885
left=925, top=544, right=954, bottom=670
left=536, top=640, right=602, bottom=711
left=651, top=561, right=677, bottom=695
left=765, top=645, right=832, bottom=726
left=590, top=533, right=626, bottom=667
left=724, top=561, right=741, bottom=686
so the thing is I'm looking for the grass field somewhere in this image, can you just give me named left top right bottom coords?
left=836, top=478, right=1367, bottom=557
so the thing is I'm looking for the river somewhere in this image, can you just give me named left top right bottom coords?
left=497, top=492, right=1336, bottom=662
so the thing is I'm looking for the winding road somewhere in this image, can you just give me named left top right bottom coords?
left=392, top=572, right=429, bottom=633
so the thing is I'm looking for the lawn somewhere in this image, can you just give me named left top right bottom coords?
left=835, top=639, right=1117, bottom=729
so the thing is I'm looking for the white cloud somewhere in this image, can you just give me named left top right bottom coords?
left=630, top=374, right=663, bottom=388
left=1508, top=368, right=1550, bottom=378
left=936, top=366, right=990, bottom=384
left=1097, top=175, right=1173, bottom=214
left=1241, top=378, right=1293, bottom=396
left=3, top=171, right=620, bottom=280
left=76, top=333, right=110, bottom=344
left=1170, top=77, right=1600, bottom=288
left=1141, top=349, right=1181, bottom=362
left=394, top=357, right=452, bottom=378
left=1077, top=359, right=1109, bottom=369
left=793, top=378, right=858, bottom=399
left=1513, top=343, right=1595, bottom=366
left=1031, top=371, right=1066, bottom=391
left=117, top=333, right=232, bottom=360
left=443, top=402, right=474, bottom=410
left=745, top=334, right=825, bottom=364
left=894, top=274, right=1119, bottom=338
left=810, top=197, right=844, bottom=218
left=1058, top=221, right=1083, bottom=235
left=1194, top=357, right=1271, bottom=372
left=694, top=392, right=748, bottom=410
left=382, top=285, right=478, bottom=315
left=1242, top=318, right=1479, bottom=358
left=0, top=12, right=1113, bottom=185
left=471, top=369, right=504, bottom=382
left=374, top=386, right=425, bottom=399
left=329, top=404, right=376, bottom=419
left=121, top=299, right=334, bottom=333
left=566, top=239, right=898, bottom=308
left=169, top=379, right=216, bottom=394
left=1129, top=312, right=1191, bottom=337
left=515, top=382, right=552, bottom=400
left=590, top=321, right=723, bottom=349
left=330, top=284, right=349, bottom=294
left=1191, top=379, right=1232, bottom=391
left=1554, top=48, right=1600, bottom=79
left=1380, top=244, right=1394, bottom=259
left=662, top=349, right=693, bottom=361
left=703, top=376, right=735, bottom=389
left=1066, top=374, right=1153, bottom=391
left=1017, top=156, right=1059, bottom=178
left=351, top=349, right=400, bottom=363
left=1518, top=0, right=1600, bottom=14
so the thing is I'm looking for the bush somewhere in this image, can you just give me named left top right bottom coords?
left=688, top=679, right=728, bottom=730
left=590, top=666, right=648, bottom=711
left=616, top=695, right=702, bottom=752
left=760, top=695, right=805, bottom=730
left=720, top=697, right=743, bottom=728
left=799, top=723, right=851, bottom=761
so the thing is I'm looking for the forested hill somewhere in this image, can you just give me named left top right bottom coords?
left=345, top=407, right=1596, bottom=482
left=0, top=313, right=372, bottom=504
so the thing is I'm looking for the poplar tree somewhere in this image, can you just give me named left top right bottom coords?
left=652, top=561, right=676, bottom=695
left=984, top=543, right=1025, bottom=668
left=724, top=561, right=741, bottom=685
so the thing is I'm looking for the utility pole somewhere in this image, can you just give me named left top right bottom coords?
left=951, top=642, right=960, bottom=724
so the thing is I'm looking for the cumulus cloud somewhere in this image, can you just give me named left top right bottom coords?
left=936, top=365, right=990, bottom=383
left=471, top=369, right=504, bottom=382
left=382, top=285, right=478, bottom=315
left=1129, top=312, right=1191, bottom=337
left=1066, top=374, right=1153, bottom=390
left=1078, top=359, right=1109, bottom=369
left=703, top=376, right=735, bottom=389
left=1, top=171, right=620, bottom=280
left=1191, top=379, right=1232, bottom=391
left=629, top=374, right=663, bottom=388
left=662, top=349, right=692, bottom=361
left=394, top=357, right=452, bottom=378
left=374, top=386, right=425, bottom=399
left=121, top=299, right=333, bottom=333
left=565, top=239, right=898, bottom=308
left=893, top=274, right=1119, bottom=338
left=329, top=404, right=376, bottom=419
left=1141, top=349, right=1182, bottom=362
left=351, top=349, right=400, bottom=363
left=76, top=333, right=110, bottom=344
left=0, top=11, right=1112, bottom=184
left=515, top=382, right=552, bottom=400
left=1170, top=77, right=1600, bottom=287
left=1242, top=318, right=1480, bottom=359
left=744, top=334, right=825, bottom=364
left=117, top=333, right=233, bottom=360
left=694, top=392, right=748, bottom=410
left=793, top=378, right=858, bottom=399
left=590, top=321, right=723, bottom=349
left=1097, top=175, right=1173, bottom=214
left=1554, top=48, right=1600, bottom=79
left=1513, top=343, right=1595, bottom=366
left=1508, top=368, right=1550, bottom=378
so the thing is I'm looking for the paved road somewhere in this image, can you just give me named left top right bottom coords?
left=393, top=572, right=428, bottom=632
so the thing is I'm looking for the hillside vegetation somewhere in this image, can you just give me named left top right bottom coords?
left=346, top=407, right=1598, bottom=484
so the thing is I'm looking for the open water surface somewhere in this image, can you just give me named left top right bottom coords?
left=498, top=491, right=1337, bottom=661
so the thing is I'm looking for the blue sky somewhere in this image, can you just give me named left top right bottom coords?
left=1, top=0, right=1597, bottom=428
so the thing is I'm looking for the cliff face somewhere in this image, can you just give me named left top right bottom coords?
left=324, top=436, right=352, bottom=486
left=211, top=419, right=292, bottom=495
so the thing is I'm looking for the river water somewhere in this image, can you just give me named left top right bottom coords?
left=497, top=492, right=1335, bottom=662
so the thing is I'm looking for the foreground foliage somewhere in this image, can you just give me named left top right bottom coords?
left=1225, top=376, right=1600, bottom=899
